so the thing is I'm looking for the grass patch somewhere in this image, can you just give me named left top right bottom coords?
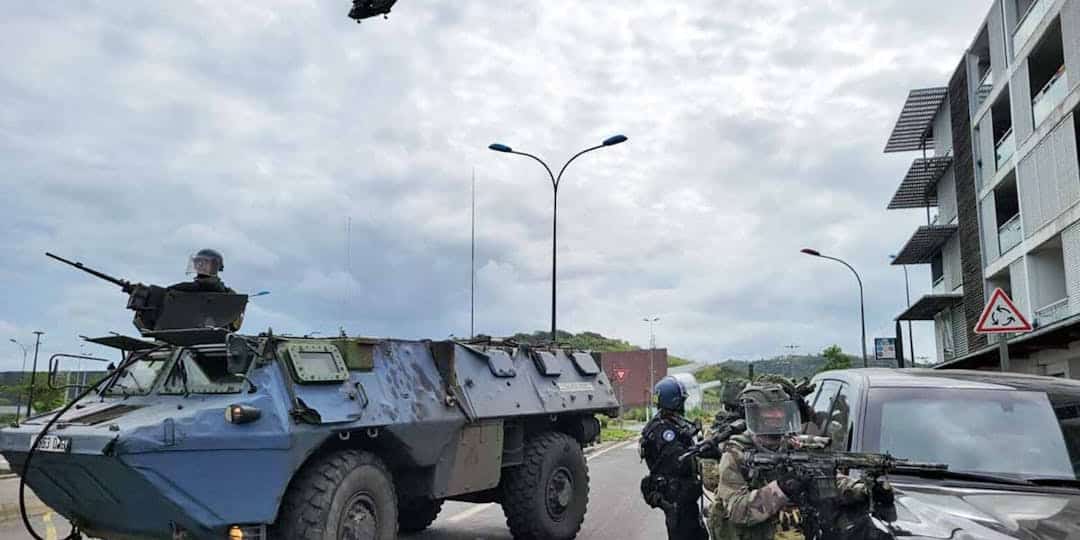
left=600, top=427, right=637, bottom=443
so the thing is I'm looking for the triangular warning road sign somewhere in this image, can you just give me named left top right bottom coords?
left=974, top=288, right=1033, bottom=334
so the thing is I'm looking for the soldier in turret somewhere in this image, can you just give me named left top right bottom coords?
left=168, top=249, right=234, bottom=293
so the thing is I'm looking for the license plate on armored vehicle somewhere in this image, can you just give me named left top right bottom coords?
left=34, top=435, right=71, bottom=453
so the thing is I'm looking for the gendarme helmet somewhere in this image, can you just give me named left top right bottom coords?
left=739, top=382, right=801, bottom=435
left=188, top=248, right=224, bottom=277
left=654, top=376, right=688, bottom=412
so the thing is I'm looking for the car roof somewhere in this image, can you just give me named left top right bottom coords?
left=814, top=368, right=1080, bottom=393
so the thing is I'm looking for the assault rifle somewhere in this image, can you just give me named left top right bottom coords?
left=678, top=419, right=747, bottom=463
left=743, top=448, right=947, bottom=540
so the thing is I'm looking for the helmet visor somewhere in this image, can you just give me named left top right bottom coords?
left=186, top=253, right=221, bottom=276
left=744, top=401, right=802, bottom=435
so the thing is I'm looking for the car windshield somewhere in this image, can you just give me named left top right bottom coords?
left=161, top=347, right=246, bottom=394
left=862, top=387, right=1080, bottom=480
left=103, top=350, right=172, bottom=396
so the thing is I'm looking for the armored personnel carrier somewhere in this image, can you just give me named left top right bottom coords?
left=0, top=257, right=620, bottom=540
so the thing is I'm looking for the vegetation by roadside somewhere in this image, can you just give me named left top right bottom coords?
left=600, top=427, right=637, bottom=443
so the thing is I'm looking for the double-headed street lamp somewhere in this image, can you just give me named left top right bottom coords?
left=488, top=134, right=628, bottom=342
left=800, top=248, right=867, bottom=367
left=643, top=316, right=659, bottom=420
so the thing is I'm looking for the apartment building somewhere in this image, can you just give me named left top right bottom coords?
left=885, top=0, right=1080, bottom=376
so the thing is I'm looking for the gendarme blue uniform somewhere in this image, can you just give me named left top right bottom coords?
left=640, top=411, right=714, bottom=540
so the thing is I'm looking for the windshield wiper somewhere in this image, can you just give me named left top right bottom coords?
left=889, top=468, right=1034, bottom=486
left=1022, top=477, right=1080, bottom=489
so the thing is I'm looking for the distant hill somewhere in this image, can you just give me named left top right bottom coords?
left=695, top=354, right=897, bottom=383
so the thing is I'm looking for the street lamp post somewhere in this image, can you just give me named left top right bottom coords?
left=643, top=316, right=659, bottom=420
left=488, top=134, right=628, bottom=343
left=25, top=331, right=43, bottom=418
left=8, top=339, right=28, bottom=422
left=889, top=254, right=915, bottom=364
left=801, top=249, right=868, bottom=367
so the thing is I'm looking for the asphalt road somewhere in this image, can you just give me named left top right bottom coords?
left=0, top=438, right=666, bottom=540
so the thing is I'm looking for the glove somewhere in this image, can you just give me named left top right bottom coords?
left=871, top=477, right=895, bottom=505
left=777, top=471, right=809, bottom=500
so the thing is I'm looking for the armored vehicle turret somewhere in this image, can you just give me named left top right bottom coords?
left=1, top=324, right=619, bottom=539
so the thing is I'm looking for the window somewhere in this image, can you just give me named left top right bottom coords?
left=103, top=350, right=171, bottom=396
left=931, top=253, right=944, bottom=285
left=862, top=387, right=1078, bottom=479
left=805, top=380, right=841, bottom=437
left=829, top=383, right=855, bottom=450
left=162, top=348, right=247, bottom=394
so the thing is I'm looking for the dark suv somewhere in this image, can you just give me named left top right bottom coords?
left=804, top=368, right=1080, bottom=538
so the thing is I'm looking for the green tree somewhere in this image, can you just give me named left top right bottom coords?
left=819, top=345, right=852, bottom=373
left=0, top=376, right=67, bottom=415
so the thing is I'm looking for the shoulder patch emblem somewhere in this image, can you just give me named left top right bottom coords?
left=662, top=429, right=676, bottom=442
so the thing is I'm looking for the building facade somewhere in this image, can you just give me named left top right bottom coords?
left=886, top=0, right=1080, bottom=376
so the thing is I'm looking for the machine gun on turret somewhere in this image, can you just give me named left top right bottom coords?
left=45, top=252, right=248, bottom=339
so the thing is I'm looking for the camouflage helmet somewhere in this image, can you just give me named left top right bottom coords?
left=737, top=381, right=791, bottom=405
left=739, top=381, right=800, bottom=435
left=719, top=378, right=748, bottom=407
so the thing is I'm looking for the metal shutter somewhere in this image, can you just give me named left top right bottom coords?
left=1010, top=257, right=1031, bottom=320
left=1013, top=60, right=1034, bottom=145
left=945, top=235, right=963, bottom=291
left=979, top=113, right=998, bottom=189
left=951, top=304, right=969, bottom=357
left=938, top=168, right=958, bottom=224
left=982, top=193, right=1001, bottom=263
left=1062, top=220, right=1080, bottom=316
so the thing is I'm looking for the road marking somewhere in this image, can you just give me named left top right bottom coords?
left=44, top=511, right=56, bottom=540
left=445, top=438, right=640, bottom=523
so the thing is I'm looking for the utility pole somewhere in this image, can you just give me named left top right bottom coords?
left=26, top=331, right=43, bottom=418
left=643, top=316, right=660, bottom=420
left=470, top=167, right=476, bottom=338
left=8, top=339, right=28, bottom=422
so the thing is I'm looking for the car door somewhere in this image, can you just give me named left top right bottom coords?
left=804, top=379, right=841, bottom=437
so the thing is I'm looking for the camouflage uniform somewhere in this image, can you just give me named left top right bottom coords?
left=708, top=436, right=877, bottom=540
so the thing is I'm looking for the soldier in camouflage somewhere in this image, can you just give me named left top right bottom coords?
left=707, top=381, right=892, bottom=540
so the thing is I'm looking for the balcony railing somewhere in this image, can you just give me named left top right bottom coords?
left=995, top=128, right=1016, bottom=170
left=1014, top=0, right=1052, bottom=53
left=1033, top=66, right=1068, bottom=128
left=1035, top=297, right=1069, bottom=326
left=976, top=69, right=994, bottom=109
left=998, top=213, right=1022, bottom=254
left=932, top=276, right=946, bottom=294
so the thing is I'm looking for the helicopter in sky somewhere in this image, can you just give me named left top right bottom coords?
left=348, top=0, right=398, bottom=22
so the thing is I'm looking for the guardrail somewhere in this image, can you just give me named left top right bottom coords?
left=1014, top=0, right=1052, bottom=54
left=1035, top=297, right=1069, bottom=326
left=995, top=128, right=1016, bottom=170
left=1033, top=67, right=1068, bottom=128
left=998, top=214, right=1023, bottom=254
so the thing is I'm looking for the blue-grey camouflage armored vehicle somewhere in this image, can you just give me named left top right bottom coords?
left=0, top=256, right=620, bottom=540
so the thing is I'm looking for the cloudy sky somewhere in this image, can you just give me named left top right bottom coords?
left=0, top=1, right=992, bottom=370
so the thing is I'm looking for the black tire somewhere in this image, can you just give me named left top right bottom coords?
left=501, top=431, right=589, bottom=540
left=271, top=450, right=397, bottom=540
left=398, top=496, right=443, bottom=533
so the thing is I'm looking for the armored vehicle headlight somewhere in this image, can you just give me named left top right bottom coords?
left=225, top=404, right=261, bottom=425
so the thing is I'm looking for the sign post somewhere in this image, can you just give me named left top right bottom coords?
left=974, top=288, right=1032, bottom=371
left=612, top=367, right=628, bottom=427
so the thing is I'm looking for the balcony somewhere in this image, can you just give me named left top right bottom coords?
left=1033, top=66, right=1067, bottom=128
left=995, top=128, right=1016, bottom=169
left=932, top=276, right=946, bottom=294
left=998, top=214, right=1023, bottom=254
left=1014, top=0, right=1053, bottom=53
left=1035, top=298, right=1069, bottom=326
left=976, top=69, right=994, bottom=109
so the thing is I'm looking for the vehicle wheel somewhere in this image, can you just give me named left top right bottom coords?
left=271, top=449, right=397, bottom=540
left=398, top=496, right=443, bottom=533
left=501, top=431, right=589, bottom=540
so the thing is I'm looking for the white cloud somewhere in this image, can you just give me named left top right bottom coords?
left=0, top=0, right=992, bottom=369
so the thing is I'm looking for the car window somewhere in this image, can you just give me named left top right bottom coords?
left=805, top=380, right=841, bottom=437
left=862, top=387, right=1077, bottom=479
left=827, top=383, right=854, bottom=450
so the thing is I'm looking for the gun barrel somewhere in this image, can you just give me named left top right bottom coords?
left=45, top=252, right=130, bottom=290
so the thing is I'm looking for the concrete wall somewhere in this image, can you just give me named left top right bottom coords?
left=1063, top=0, right=1080, bottom=96
left=600, top=349, right=668, bottom=409
left=1062, top=220, right=1080, bottom=315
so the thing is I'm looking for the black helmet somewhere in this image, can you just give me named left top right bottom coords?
left=188, top=249, right=224, bottom=276
left=654, top=376, right=688, bottom=411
